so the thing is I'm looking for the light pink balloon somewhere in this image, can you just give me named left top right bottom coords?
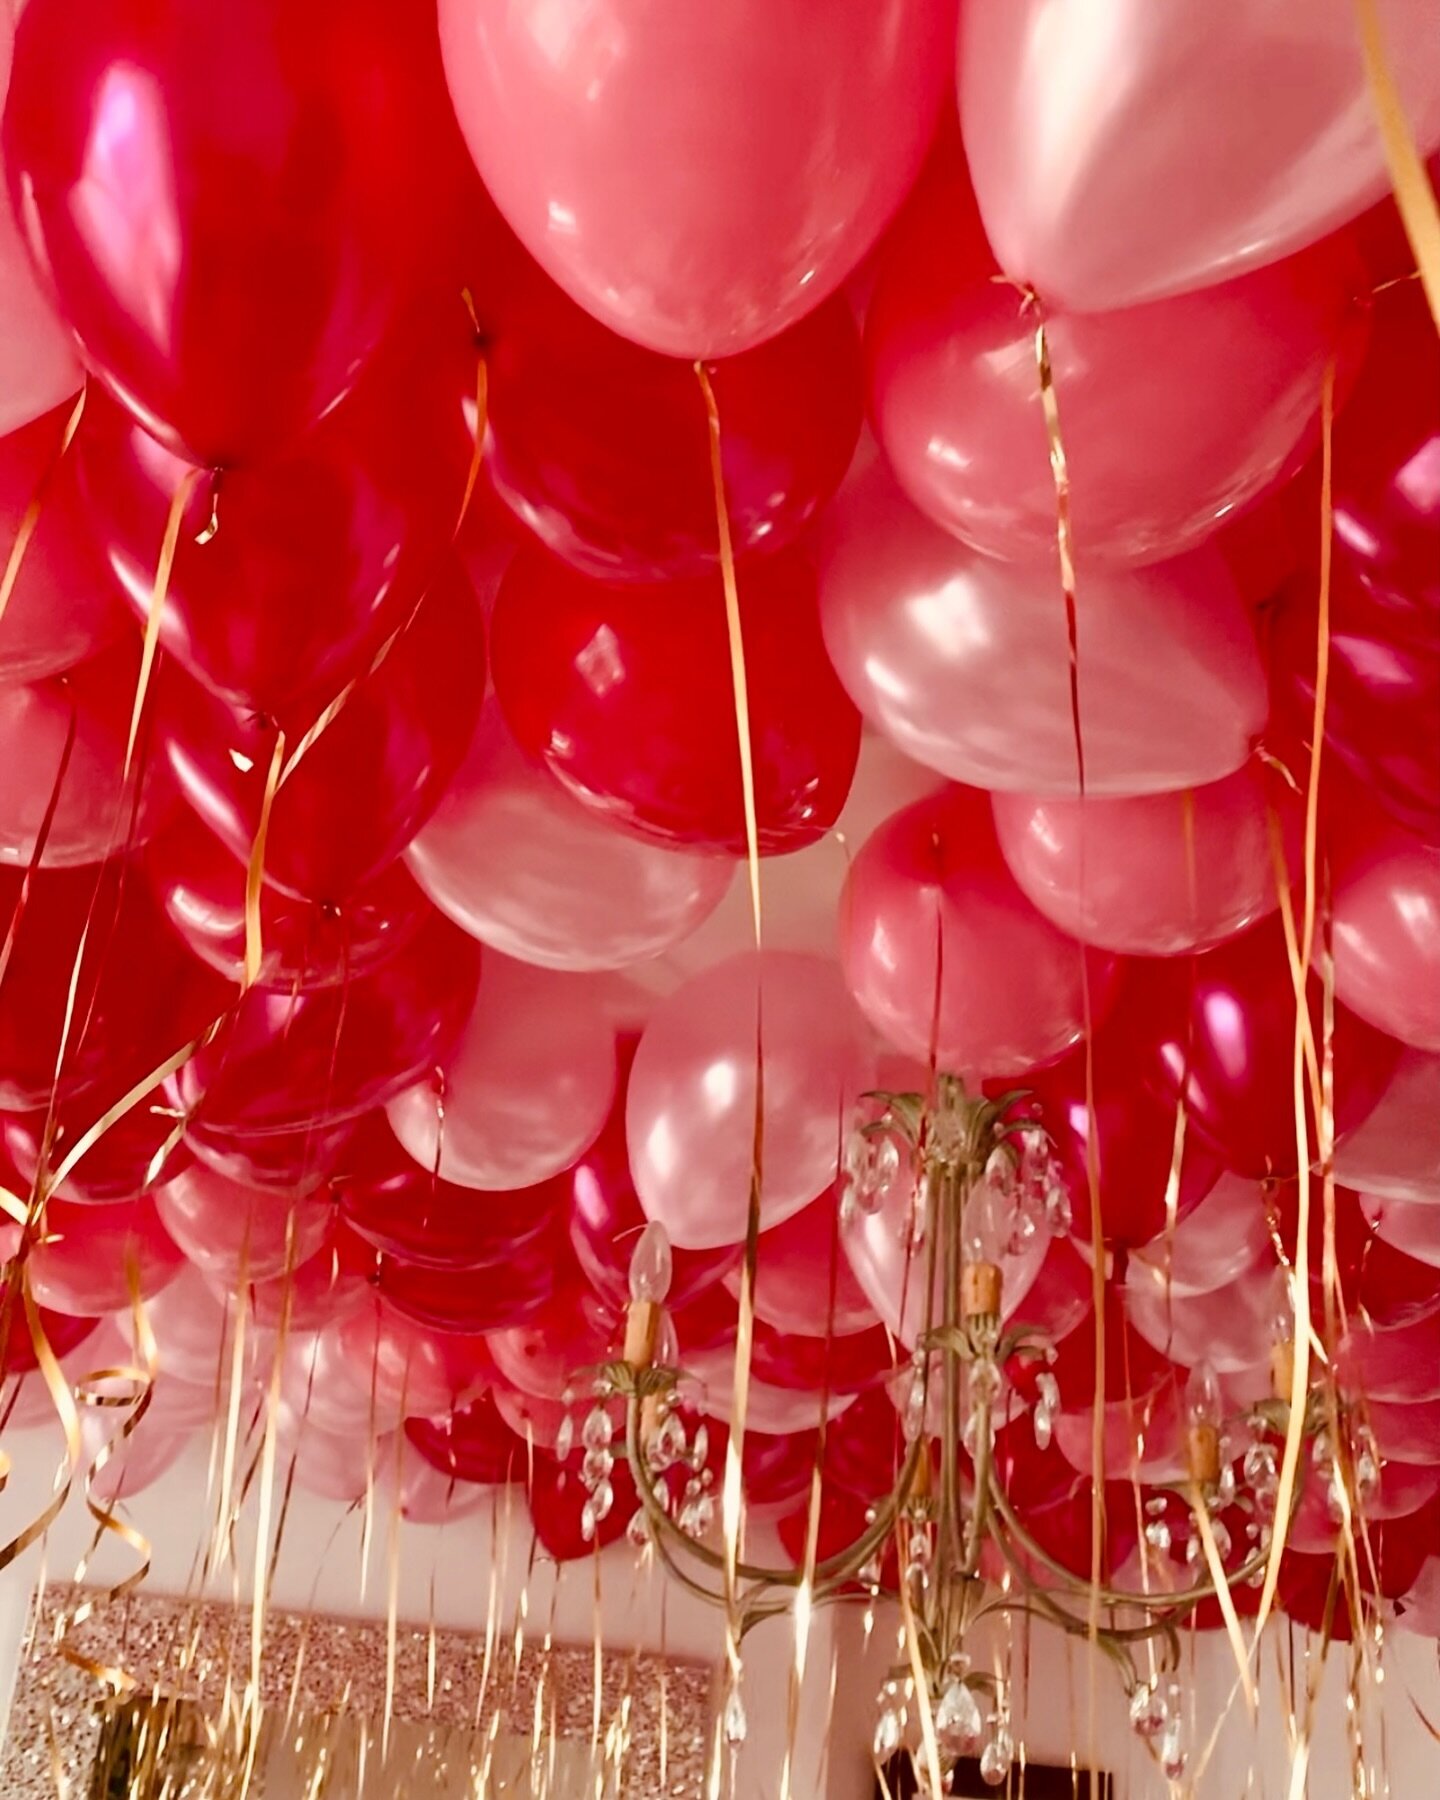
left=277, top=1400, right=391, bottom=1504
left=156, top=1165, right=332, bottom=1285
left=1125, top=1248, right=1282, bottom=1373
left=492, top=1382, right=619, bottom=1455
left=818, top=463, right=1266, bottom=796
left=408, top=702, right=731, bottom=972
left=29, top=1195, right=183, bottom=1317
left=113, top=1264, right=255, bottom=1388
left=960, top=0, right=1440, bottom=312
left=81, top=1411, right=188, bottom=1506
left=627, top=951, right=874, bottom=1251
left=1125, top=1172, right=1273, bottom=1298
left=842, top=1153, right=1046, bottom=1350
left=1361, top=1193, right=1440, bottom=1269
left=439, top=0, right=957, bottom=358
left=280, top=1326, right=400, bottom=1438
left=866, top=160, right=1367, bottom=565
left=840, top=787, right=1108, bottom=1075
left=337, top=1299, right=492, bottom=1424
left=0, top=147, right=83, bottom=439
left=1054, top=1385, right=1186, bottom=1485
left=1338, top=1312, right=1440, bottom=1403
left=1334, top=1049, right=1440, bottom=1205
left=1333, top=833, right=1440, bottom=1051
left=388, top=955, right=616, bottom=1191
left=992, top=761, right=1297, bottom=956
left=724, top=1187, right=878, bottom=1339
left=681, top=1345, right=855, bottom=1434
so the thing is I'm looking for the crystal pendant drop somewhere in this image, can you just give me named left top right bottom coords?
left=625, top=1507, right=651, bottom=1549
left=1159, top=1714, right=1187, bottom=1780
left=582, top=1446, right=614, bottom=1486
left=582, top=1406, right=614, bottom=1451
left=979, top=1723, right=1014, bottom=1786
left=844, top=1131, right=900, bottom=1216
left=590, top=1477, right=614, bottom=1524
left=872, top=1683, right=905, bottom=1761
left=723, top=1685, right=748, bottom=1747
left=935, top=1679, right=983, bottom=1757
left=1129, top=1683, right=1168, bottom=1741
left=580, top=1497, right=598, bottom=1543
left=554, top=1413, right=574, bottom=1463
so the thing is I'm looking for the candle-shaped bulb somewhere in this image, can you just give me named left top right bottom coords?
left=963, top=1182, right=1007, bottom=1266
left=1186, top=1358, right=1222, bottom=1431
left=629, top=1220, right=673, bottom=1306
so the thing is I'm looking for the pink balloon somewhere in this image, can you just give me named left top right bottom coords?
left=155, top=1165, right=332, bottom=1286
left=1340, top=1313, right=1440, bottom=1403
left=0, top=638, right=175, bottom=868
left=488, top=1288, right=621, bottom=1402
left=29, top=1196, right=184, bottom=1317
left=842, top=1150, right=1046, bottom=1349
left=81, top=1412, right=188, bottom=1505
left=387, top=955, right=616, bottom=1191
left=278, top=1402, right=390, bottom=1504
left=866, top=151, right=1368, bottom=565
left=338, top=1297, right=493, bottom=1424
left=627, top=951, right=874, bottom=1251
left=1125, top=1173, right=1273, bottom=1298
left=1125, top=1248, right=1282, bottom=1374
left=1333, top=831, right=1440, bottom=1051
left=727, top=1187, right=878, bottom=1339
left=1008, top=1236, right=1094, bottom=1345
left=280, top=1326, right=395, bottom=1438
left=492, top=1382, right=617, bottom=1455
left=376, top=1435, right=488, bottom=1525
left=1361, top=1193, right=1440, bottom=1269
left=681, top=1344, right=855, bottom=1435
left=1053, top=1384, right=1186, bottom=1486
left=240, top=1224, right=371, bottom=1332
left=407, top=702, right=731, bottom=972
left=1369, top=1398, right=1440, bottom=1467
left=960, top=0, right=1440, bottom=312
left=992, top=760, right=1298, bottom=956
left=114, top=1264, right=253, bottom=1388
left=819, top=462, right=1266, bottom=796
left=841, top=787, right=1111, bottom=1074
left=1335, top=1049, right=1440, bottom=1204
left=0, top=157, right=82, bottom=439
left=438, top=0, right=957, bottom=357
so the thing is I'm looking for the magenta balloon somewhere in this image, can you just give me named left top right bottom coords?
left=730, top=1188, right=878, bottom=1339
left=438, top=0, right=957, bottom=358
left=1335, top=1049, right=1440, bottom=1204
left=840, top=787, right=1110, bottom=1075
left=1333, top=831, right=1440, bottom=1051
left=866, top=153, right=1368, bottom=565
left=682, top=1345, right=856, bottom=1435
left=960, top=0, right=1440, bottom=312
left=992, top=761, right=1297, bottom=956
left=818, top=462, right=1267, bottom=796
left=387, top=955, right=616, bottom=1192
left=407, top=702, right=731, bottom=972
left=627, top=951, right=874, bottom=1251
left=155, top=1164, right=332, bottom=1285
left=1124, top=1246, right=1281, bottom=1373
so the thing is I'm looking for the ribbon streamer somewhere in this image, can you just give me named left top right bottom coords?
left=1355, top=0, right=1440, bottom=328
left=0, top=386, right=87, bottom=635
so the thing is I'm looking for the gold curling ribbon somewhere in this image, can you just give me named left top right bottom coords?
left=1355, top=0, right=1440, bottom=330
left=243, top=728, right=288, bottom=989
left=125, top=465, right=203, bottom=777
left=0, top=1283, right=82, bottom=1575
left=456, top=296, right=490, bottom=540
left=1254, top=357, right=1338, bottom=1646
left=1032, top=298, right=1105, bottom=1796
left=0, top=386, right=87, bottom=634
left=695, top=361, right=765, bottom=1733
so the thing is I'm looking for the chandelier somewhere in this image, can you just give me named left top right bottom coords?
left=571, top=1076, right=1333, bottom=1792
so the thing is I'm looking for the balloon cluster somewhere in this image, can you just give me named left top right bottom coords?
left=0, top=0, right=1437, bottom=1636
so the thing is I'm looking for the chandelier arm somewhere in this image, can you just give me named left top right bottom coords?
left=623, top=1390, right=928, bottom=1593
left=984, top=1461, right=1282, bottom=1618
left=936, top=1162, right=971, bottom=1584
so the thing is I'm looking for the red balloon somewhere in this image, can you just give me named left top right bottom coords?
left=696, top=1415, right=822, bottom=1509
left=1038, top=1289, right=1174, bottom=1410
left=4, top=0, right=460, bottom=465
left=3, top=1086, right=195, bottom=1208
left=1330, top=279, right=1439, bottom=634
left=1007, top=1036, right=1223, bottom=1249
left=405, top=1394, right=525, bottom=1487
left=337, top=1114, right=563, bottom=1272
left=821, top=1385, right=907, bottom=1503
left=1106, top=917, right=1402, bottom=1180
left=76, top=323, right=477, bottom=714
left=146, top=814, right=434, bottom=994
left=158, top=556, right=484, bottom=904
left=1009, top=1480, right=1141, bottom=1586
left=173, top=907, right=479, bottom=1147
left=1271, top=566, right=1440, bottom=848
left=0, top=1280, right=96, bottom=1377
left=486, top=270, right=860, bottom=582
left=1339, top=1311, right=1440, bottom=1404
left=0, top=403, right=128, bottom=683
left=749, top=1317, right=895, bottom=1396
left=569, top=1039, right=739, bottom=1311
left=0, top=636, right=176, bottom=870
left=491, top=548, right=860, bottom=855
left=0, top=855, right=216, bottom=1113
left=1272, top=1181, right=1440, bottom=1331
left=29, top=1194, right=184, bottom=1316
left=527, top=1449, right=638, bottom=1561
left=243, top=1221, right=372, bottom=1330
left=1007, top=1236, right=1096, bottom=1343
left=739, top=1186, right=878, bottom=1339
left=777, top=1485, right=902, bottom=1588
left=375, top=1231, right=564, bottom=1336
left=185, top=1115, right=358, bottom=1200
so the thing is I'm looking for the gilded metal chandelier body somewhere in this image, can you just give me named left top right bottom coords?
left=574, top=1076, right=1328, bottom=1791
